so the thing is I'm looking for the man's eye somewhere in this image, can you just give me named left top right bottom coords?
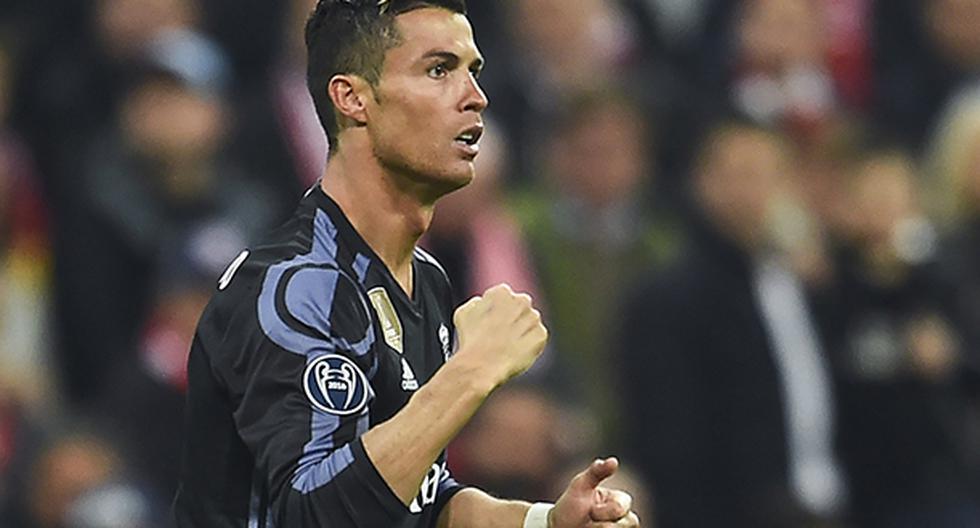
left=427, top=64, right=448, bottom=79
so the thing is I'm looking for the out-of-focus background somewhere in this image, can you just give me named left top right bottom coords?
left=1, top=0, right=979, bottom=526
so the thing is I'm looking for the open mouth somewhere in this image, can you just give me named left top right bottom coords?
left=454, top=125, right=484, bottom=153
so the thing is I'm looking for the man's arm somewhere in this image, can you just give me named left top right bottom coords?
left=231, top=267, right=634, bottom=527
left=362, top=284, right=548, bottom=504
left=436, top=458, right=639, bottom=528
left=230, top=267, right=545, bottom=526
left=360, top=283, right=639, bottom=527
left=436, top=489, right=531, bottom=528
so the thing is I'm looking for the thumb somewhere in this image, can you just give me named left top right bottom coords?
left=571, top=457, right=619, bottom=493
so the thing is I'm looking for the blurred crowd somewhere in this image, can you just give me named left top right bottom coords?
left=1, top=0, right=979, bottom=526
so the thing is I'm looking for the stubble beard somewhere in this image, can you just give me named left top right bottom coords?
left=372, top=139, right=473, bottom=204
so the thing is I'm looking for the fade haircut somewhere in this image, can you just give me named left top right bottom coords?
left=305, top=0, right=468, bottom=150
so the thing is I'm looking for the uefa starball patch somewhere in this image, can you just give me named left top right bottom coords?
left=303, top=354, right=369, bottom=415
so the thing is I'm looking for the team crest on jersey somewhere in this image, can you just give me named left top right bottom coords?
left=367, top=287, right=403, bottom=354
left=303, top=355, right=369, bottom=416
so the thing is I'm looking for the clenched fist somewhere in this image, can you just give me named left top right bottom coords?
left=452, top=284, right=548, bottom=388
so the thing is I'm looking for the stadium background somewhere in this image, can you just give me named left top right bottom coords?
left=0, top=0, right=979, bottom=526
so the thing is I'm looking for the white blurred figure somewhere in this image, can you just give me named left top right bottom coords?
left=0, top=35, right=56, bottom=415
left=65, top=482, right=155, bottom=528
left=731, top=0, right=838, bottom=134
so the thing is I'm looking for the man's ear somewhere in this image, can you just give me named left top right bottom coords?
left=328, top=74, right=371, bottom=127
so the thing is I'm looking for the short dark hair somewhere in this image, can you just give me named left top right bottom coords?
left=305, top=0, right=467, bottom=150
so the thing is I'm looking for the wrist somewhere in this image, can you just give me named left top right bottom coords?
left=444, top=349, right=504, bottom=395
left=523, top=502, right=554, bottom=528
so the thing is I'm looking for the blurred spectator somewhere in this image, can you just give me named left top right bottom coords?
left=7, top=429, right=160, bottom=528
left=13, top=0, right=201, bottom=167
left=873, top=0, right=980, bottom=150
left=732, top=0, right=836, bottom=128
left=273, top=0, right=327, bottom=188
left=197, top=0, right=285, bottom=87
left=824, top=145, right=980, bottom=527
left=926, top=90, right=980, bottom=500
left=58, top=31, right=279, bottom=405
left=619, top=118, right=845, bottom=527
left=450, top=384, right=589, bottom=502
left=23, top=0, right=211, bottom=408
left=96, top=0, right=200, bottom=61
left=64, top=482, right=157, bottom=528
left=689, top=0, right=873, bottom=146
left=631, top=0, right=709, bottom=54
left=505, top=0, right=639, bottom=91
left=797, top=119, right=870, bottom=245
left=0, top=35, right=56, bottom=413
left=482, top=0, right=666, bottom=184
left=822, top=0, right=875, bottom=111
left=97, top=277, right=210, bottom=499
left=514, top=89, right=681, bottom=448
left=728, top=0, right=862, bottom=143
left=928, top=90, right=980, bottom=356
left=29, top=433, right=122, bottom=528
left=0, top=390, right=44, bottom=525
left=231, top=0, right=325, bottom=192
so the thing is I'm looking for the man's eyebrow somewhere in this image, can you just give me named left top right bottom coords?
left=421, top=50, right=485, bottom=71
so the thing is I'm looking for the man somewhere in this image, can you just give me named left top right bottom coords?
left=618, top=119, right=844, bottom=527
left=174, top=1, right=640, bottom=527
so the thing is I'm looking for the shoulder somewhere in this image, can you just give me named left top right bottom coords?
left=204, top=206, right=374, bottom=356
left=255, top=251, right=372, bottom=356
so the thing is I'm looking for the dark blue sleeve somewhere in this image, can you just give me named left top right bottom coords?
left=233, top=263, right=409, bottom=527
left=432, top=468, right=466, bottom=521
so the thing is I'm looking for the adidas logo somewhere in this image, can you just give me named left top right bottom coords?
left=401, top=357, right=419, bottom=391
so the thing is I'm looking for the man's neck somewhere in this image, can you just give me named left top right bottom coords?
left=320, top=146, right=434, bottom=298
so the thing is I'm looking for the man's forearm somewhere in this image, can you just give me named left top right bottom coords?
left=437, top=488, right=533, bottom=528
left=361, top=356, right=495, bottom=504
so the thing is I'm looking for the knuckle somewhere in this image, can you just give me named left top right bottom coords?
left=487, top=283, right=512, bottom=296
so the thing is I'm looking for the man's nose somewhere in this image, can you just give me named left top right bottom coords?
left=461, top=74, right=489, bottom=113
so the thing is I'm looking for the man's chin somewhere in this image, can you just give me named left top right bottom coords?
left=433, top=167, right=475, bottom=197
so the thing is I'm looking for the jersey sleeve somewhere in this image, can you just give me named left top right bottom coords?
left=433, top=467, right=465, bottom=518
left=227, top=263, right=409, bottom=527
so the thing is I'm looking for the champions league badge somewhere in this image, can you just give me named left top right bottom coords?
left=303, top=355, right=369, bottom=416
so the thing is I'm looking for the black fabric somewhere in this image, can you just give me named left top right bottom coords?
left=618, top=216, right=829, bottom=528
left=175, top=186, right=464, bottom=527
left=826, top=245, right=980, bottom=526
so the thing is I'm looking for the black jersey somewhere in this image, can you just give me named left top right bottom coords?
left=174, top=186, right=465, bottom=528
